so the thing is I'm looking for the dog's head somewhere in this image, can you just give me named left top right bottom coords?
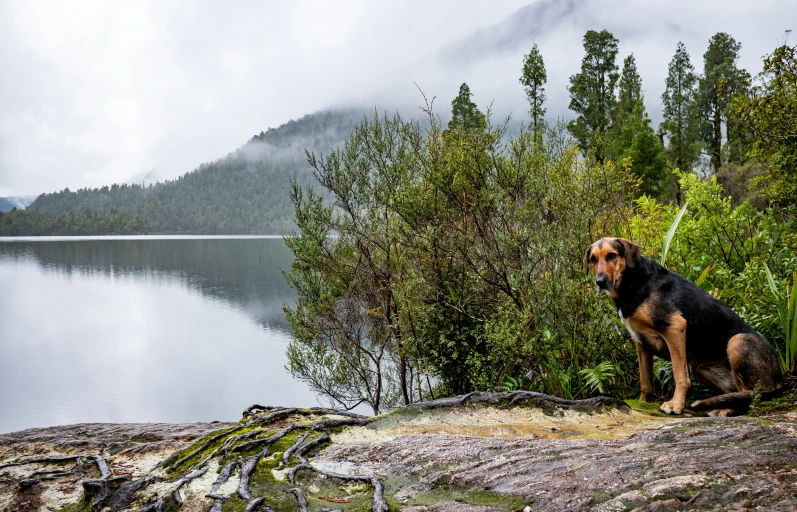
left=584, top=237, right=640, bottom=297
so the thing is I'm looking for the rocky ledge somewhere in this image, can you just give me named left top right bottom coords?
left=1, top=392, right=797, bottom=512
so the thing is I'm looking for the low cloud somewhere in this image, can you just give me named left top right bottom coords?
left=0, top=0, right=789, bottom=196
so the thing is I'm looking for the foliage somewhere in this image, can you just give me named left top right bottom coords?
left=614, top=54, right=643, bottom=131
left=448, top=83, right=486, bottom=132
left=519, top=43, right=547, bottom=138
left=0, top=207, right=151, bottom=236
left=659, top=201, right=688, bottom=266
left=660, top=41, right=702, bottom=203
left=495, top=375, right=533, bottom=392
left=763, top=261, right=797, bottom=373
left=567, top=29, right=620, bottom=163
left=284, top=105, right=642, bottom=410
left=28, top=110, right=360, bottom=234
left=733, top=44, right=797, bottom=214
left=653, top=359, right=675, bottom=397
left=698, top=33, right=751, bottom=173
left=579, top=361, right=617, bottom=394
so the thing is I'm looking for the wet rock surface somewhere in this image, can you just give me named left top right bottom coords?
left=1, top=396, right=796, bottom=511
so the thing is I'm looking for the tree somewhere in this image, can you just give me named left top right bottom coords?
left=613, top=102, right=670, bottom=199
left=519, top=44, right=547, bottom=139
left=567, top=30, right=620, bottom=163
left=660, top=42, right=702, bottom=203
left=603, top=53, right=668, bottom=199
left=448, top=83, right=486, bottom=131
left=733, top=43, right=797, bottom=214
left=614, top=54, right=643, bottom=131
left=698, top=33, right=750, bottom=173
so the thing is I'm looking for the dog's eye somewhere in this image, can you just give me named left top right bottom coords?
left=589, top=256, right=597, bottom=265
left=606, top=253, right=617, bottom=261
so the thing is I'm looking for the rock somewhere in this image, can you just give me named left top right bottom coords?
left=2, top=396, right=797, bottom=511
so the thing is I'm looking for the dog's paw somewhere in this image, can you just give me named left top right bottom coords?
left=660, top=401, right=684, bottom=415
left=639, top=392, right=655, bottom=403
left=707, top=408, right=736, bottom=417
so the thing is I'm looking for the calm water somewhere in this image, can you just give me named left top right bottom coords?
left=0, top=236, right=319, bottom=434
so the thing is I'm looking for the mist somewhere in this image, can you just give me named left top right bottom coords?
left=0, top=0, right=791, bottom=197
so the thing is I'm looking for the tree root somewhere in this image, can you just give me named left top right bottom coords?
left=244, top=496, right=272, bottom=512
left=209, top=459, right=239, bottom=496
left=290, top=464, right=388, bottom=512
left=286, top=487, right=308, bottom=512
left=137, top=498, right=164, bottom=512
left=171, top=466, right=208, bottom=506
left=282, top=433, right=309, bottom=465
left=22, top=405, right=375, bottom=511
left=406, top=390, right=628, bottom=412
left=164, top=425, right=247, bottom=471
left=0, top=455, right=86, bottom=470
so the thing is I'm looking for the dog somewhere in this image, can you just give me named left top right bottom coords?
left=584, top=237, right=783, bottom=416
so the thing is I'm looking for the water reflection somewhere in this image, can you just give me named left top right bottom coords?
left=0, top=237, right=317, bottom=433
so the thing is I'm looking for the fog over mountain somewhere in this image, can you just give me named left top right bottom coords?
left=0, top=0, right=790, bottom=197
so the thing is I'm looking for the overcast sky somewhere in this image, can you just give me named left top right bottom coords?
left=0, top=0, right=792, bottom=197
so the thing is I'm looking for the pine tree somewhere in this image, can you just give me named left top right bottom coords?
left=614, top=102, right=669, bottom=199
left=448, top=83, right=486, bottom=131
left=568, top=30, right=620, bottom=163
left=661, top=42, right=702, bottom=203
left=698, top=33, right=749, bottom=172
left=615, top=54, right=643, bottom=130
left=605, top=56, right=668, bottom=199
left=519, top=44, right=547, bottom=139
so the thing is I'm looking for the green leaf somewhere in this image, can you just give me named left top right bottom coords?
left=660, top=200, right=688, bottom=266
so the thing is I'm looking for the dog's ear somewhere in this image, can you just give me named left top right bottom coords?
left=583, top=244, right=593, bottom=270
left=619, top=239, right=640, bottom=268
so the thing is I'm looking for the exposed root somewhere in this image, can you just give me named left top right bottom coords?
left=291, top=464, right=388, bottom=512
left=165, top=425, right=246, bottom=470
left=16, top=405, right=374, bottom=511
left=137, top=498, right=164, bottom=512
left=110, top=475, right=161, bottom=511
left=233, top=425, right=297, bottom=454
left=244, top=496, right=271, bottom=512
left=171, top=466, right=208, bottom=506
left=286, top=487, right=308, bottom=512
left=295, top=434, right=331, bottom=464
left=238, top=447, right=269, bottom=501
left=282, top=433, right=310, bottom=465
left=406, top=390, right=627, bottom=412
left=0, top=455, right=85, bottom=470
left=243, top=404, right=280, bottom=417
left=209, top=459, right=239, bottom=495
left=93, top=455, right=112, bottom=480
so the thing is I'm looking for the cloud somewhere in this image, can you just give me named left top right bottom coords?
left=0, top=0, right=790, bottom=196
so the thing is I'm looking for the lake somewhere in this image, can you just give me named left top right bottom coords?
left=0, top=236, right=319, bottom=434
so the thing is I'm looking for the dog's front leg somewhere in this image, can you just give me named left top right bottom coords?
left=635, top=342, right=655, bottom=402
left=660, top=314, right=690, bottom=414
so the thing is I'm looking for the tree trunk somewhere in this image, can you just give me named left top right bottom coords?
left=712, top=106, right=722, bottom=173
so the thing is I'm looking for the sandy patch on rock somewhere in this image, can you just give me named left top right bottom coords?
left=334, top=405, right=674, bottom=444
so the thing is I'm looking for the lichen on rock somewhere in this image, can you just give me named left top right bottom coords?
left=2, top=394, right=797, bottom=511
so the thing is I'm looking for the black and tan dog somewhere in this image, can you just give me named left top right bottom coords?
left=584, top=237, right=783, bottom=416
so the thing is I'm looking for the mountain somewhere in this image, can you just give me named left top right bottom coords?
left=29, top=109, right=363, bottom=234
left=0, top=196, right=37, bottom=213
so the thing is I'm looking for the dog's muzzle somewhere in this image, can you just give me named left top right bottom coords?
left=596, top=274, right=611, bottom=291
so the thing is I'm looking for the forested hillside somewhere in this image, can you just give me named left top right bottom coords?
left=29, top=109, right=362, bottom=234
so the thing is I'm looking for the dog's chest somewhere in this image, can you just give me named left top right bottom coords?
left=618, top=308, right=643, bottom=345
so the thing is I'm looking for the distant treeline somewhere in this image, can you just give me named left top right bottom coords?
left=0, top=208, right=151, bottom=236
left=27, top=110, right=361, bottom=235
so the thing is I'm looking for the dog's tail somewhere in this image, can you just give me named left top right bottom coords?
left=688, top=385, right=785, bottom=413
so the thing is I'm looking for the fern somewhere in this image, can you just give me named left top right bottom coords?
left=653, top=359, right=675, bottom=396
left=579, top=361, right=617, bottom=395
